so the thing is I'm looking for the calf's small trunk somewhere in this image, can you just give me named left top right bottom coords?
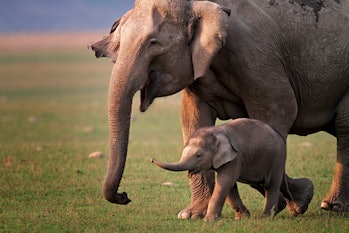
left=151, top=158, right=191, bottom=171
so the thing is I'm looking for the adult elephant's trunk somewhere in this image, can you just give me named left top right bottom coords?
left=103, top=61, right=141, bottom=204
left=151, top=158, right=192, bottom=171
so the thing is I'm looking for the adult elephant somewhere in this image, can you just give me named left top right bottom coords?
left=90, top=0, right=349, bottom=218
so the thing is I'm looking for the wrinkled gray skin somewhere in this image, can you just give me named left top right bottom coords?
left=89, top=0, right=349, bottom=218
left=152, top=118, right=294, bottom=221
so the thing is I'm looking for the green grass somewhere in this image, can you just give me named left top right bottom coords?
left=0, top=35, right=348, bottom=233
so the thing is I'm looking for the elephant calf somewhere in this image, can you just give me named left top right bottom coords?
left=152, top=118, right=293, bottom=221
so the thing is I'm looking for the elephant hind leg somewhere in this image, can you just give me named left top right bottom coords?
left=250, top=184, right=287, bottom=215
left=226, top=183, right=250, bottom=220
left=251, top=177, right=313, bottom=216
left=321, top=162, right=349, bottom=212
left=321, top=91, right=349, bottom=212
left=263, top=186, right=281, bottom=217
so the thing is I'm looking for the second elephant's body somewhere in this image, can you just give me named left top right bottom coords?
left=152, top=118, right=294, bottom=220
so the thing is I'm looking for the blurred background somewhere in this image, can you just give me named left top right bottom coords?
left=0, top=1, right=133, bottom=33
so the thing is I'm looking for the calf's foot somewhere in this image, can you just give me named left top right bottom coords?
left=234, top=208, right=251, bottom=220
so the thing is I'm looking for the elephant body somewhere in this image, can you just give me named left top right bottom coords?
left=192, top=0, right=349, bottom=137
left=152, top=118, right=294, bottom=221
left=90, top=0, right=349, bottom=217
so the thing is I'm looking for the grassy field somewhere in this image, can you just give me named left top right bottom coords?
left=0, top=33, right=348, bottom=233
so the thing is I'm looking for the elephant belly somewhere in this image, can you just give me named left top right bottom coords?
left=289, top=107, right=336, bottom=135
left=237, top=178, right=263, bottom=186
left=209, top=99, right=248, bottom=120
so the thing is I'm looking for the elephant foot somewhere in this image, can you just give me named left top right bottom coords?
left=321, top=200, right=349, bottom=212
left=286, top=177, right=314, bottom=216
left=234, top=209, right=251, bottom=220
left=320, top=163, right=349, bottom=212
left=321, top=193, right=349, bottom=212
left=204, top=213, right=221, bottom=222
left=179, top=170, right=215, bottom=219
left=178, top=202, right=208, bottom=219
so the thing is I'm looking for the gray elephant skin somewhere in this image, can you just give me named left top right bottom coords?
left=152, top=118, right=294, bottom=221
left=89, top=0, right=349, bottom=218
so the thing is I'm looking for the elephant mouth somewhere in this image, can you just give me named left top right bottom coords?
left=189, top=166, right=215, bottom=177
left=189, top=169, right=200, bottom=176
left=140, top=74, right=155, bottom=112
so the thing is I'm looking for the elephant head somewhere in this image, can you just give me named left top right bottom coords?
left=152, top=129, right=238, bottom=174
left=89, top=0, right=230, bottom=205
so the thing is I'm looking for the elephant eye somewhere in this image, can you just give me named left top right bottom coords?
left=149, top=38, right=158, bottom=45
left=196, top=153, right=202, bottom=158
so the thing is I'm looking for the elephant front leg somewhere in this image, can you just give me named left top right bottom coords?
left=178, top=170, right=215, bottom=219
left=204, top=169, right=232, bottom=222
left=178, top=88, right=217, bottom=219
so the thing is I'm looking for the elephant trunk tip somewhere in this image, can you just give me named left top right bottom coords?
left=151, top=158, right=161, bottom=167
left=103, top=187, right=132, bottom=205
left=151, top=158, right=168, bottom=170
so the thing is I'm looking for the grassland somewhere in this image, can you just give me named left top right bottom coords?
left=0, top=33, right=348, bottom=232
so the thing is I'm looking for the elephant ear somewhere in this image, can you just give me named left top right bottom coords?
left=213, top=133, right=237, bottom=169
left=190, top=1, right=230, bottom=80
left=88, top=10, right=132, bottom=63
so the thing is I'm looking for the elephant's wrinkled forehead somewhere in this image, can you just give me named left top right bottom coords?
left=187, top=133, right=213, bottom=149
left=183, top=145, right=198, bottom=156
left=134, top=0, right=191, bottom=23
left=187, top=137, right=203, bottom=147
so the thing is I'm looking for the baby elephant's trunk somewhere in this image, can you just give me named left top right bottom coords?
left=151, top=158, right=189, bottom=172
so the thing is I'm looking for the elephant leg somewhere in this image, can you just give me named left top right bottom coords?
left=205, top=172, right=232, bottom=221
left=251, top=177, right=314, bottom=217
left=250, top=184, right=287, bottom=215
left=178, top=170, right=215, bottom=219
left=263, top=187, right=280, bottom=217
left=241, top=70, right=314, bottom=215
left=178, top=89, right=217, bottom=219
left=321, top=161, right=349, bottom=212
left=321, top=91, right=349, bottom=212
left=226, top=183, right=250, bottom=220
left=261, top=176, right=314, bottom=216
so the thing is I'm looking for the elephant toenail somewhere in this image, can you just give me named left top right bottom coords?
left=321, top=201, right=330, bottom=210
left=178, top=211, right=191, bottom=219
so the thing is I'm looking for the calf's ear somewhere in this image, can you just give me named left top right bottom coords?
left=213, top=133, right=237, bottom=169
